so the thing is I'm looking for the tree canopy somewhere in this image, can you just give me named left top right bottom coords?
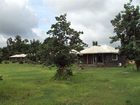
left=110, top=0, right=140, bottom=70
left=6, top=35, right=29, bottom=55
left=45, top=14, right=86, bottom=79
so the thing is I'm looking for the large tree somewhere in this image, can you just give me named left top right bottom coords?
left=110, top=0, right=140, bottom=70
left=46, top=14, right=86, bottom=79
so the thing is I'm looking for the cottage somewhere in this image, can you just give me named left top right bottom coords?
left=79, top=45, right=121, bottom=66
left=10, top=54, right=27, bottom=63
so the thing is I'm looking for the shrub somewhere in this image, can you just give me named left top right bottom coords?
left=12, top=61, right=16, bottom=63
left=4, top=61, right=9, bottom=64
left=0, top=75, right=3, bottom=80
left=19, top=61, right=24, bottom=64
left=0, top=58, right=2, bottom=64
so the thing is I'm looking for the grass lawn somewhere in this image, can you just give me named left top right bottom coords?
left=0, top=63, right=140, bottom=105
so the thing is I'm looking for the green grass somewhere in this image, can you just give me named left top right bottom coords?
left=0, top=63, right=140, bottom=105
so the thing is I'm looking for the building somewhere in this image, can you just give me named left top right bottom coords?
left=79, top=45, right=121, bottom=66
left=10, top=54, right=27, bottom=63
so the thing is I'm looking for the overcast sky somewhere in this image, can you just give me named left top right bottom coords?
left=0, top=0, right=139, bottom=47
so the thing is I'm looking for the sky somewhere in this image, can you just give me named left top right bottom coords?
left=0, top=0, right=140, bottom=47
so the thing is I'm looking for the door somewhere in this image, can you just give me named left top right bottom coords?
left=97, top=54, right=103, bottom=63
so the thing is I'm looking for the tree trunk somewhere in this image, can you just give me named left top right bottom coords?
left=122, top=55, right=127, bottom=68
left=58, top=67, right=65, bottom=76
left=55, top=66, right=72, bottom=80
left=55, top=67, right=66, bottom=79
left=135, top=60, right=140, bottom=71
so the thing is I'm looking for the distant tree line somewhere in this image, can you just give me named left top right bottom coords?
left=0, top=35, right=41, bottom=63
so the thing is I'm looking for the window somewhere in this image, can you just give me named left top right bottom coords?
left=112, top=54, right=118, bottom=61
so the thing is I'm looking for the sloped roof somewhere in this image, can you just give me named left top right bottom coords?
left=80, top=45, right=119, bottom=54
left=70, top=49, right=79, bottom=54
left=10, top=54, right=27, bottom=58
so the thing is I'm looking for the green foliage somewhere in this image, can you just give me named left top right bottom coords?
left=110, top=1, right=140, bottom=60
left=0, top=15, right=86, bottom=70
left=0, top=48, right=3, bottom=63
left=6, top=35, right=29, bottom=55
left=27, top=39, right=42, bottom=62
left=45, top=14, right=86, bottom=79
left=0, top=75, right=3, bottom=80
left=1, top=35, right=30, bottom=61
left=1, top=47, right=9, bottom=60
left=4, top=61, right=9, bottom=64
left=110, top=1, right=140, bottom=70
left=1, top=35, right=42, bottom=63
left=19, top=61, right=24, bottom=64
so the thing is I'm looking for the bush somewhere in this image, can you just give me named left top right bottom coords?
left=4, top=61, right=9, bottom=64
left=0, top=58, right=2, bottom=64
left=0, top=75, right=3, bottom=80
left=19, top=61, right=24, bottom=64
left=12, top=61, right=16, bottom=63
left=66, top=67, right=73, bottom=76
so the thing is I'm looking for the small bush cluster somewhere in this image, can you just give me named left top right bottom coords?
left=19, top=61, right=24, bottom=64
left=0, top=75, right=3, bottom=80
left=4, top=61, right=9, bottom=64
left=0, top=58, right=2, bottom=64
